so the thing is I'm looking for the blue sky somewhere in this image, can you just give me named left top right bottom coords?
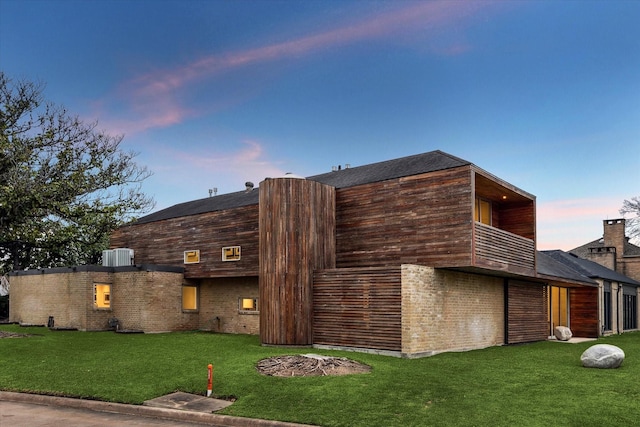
left=1, top=0, right=638, bottom=250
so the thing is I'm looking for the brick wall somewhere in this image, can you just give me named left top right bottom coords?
left=620, top=257, right=640, bottom=283
left=9, top=270, right=90, bottom=329
left=111, top=270, right=198, bottom=332
left=401, top=265, right=504, bottom=356
left=198, top=276, right=259, bottom=335
left=9, top=267, right=195, bottom=333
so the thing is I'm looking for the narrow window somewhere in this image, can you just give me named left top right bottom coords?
left=239, top=297, right=259, bottom=314
left=182, top=285, right=198, bottom=311
left=623, top=286, right=637, bottom=330
left=94, top=283, right=111, bottom=309
left=603, top=281, right=612, bottom=332
left=475, top=198, right=492, bottom=225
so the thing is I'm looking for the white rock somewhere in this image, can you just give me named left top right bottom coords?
left=581, top=344, right=625, bottom=369
left=554, top=326, right=572, bottom=341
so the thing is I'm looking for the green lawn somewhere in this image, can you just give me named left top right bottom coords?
left=1, top=324, right=639, bottom=426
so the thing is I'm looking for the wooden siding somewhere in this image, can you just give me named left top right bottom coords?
left=507, top=281, right=549, bottom=343
left=110, top=204, right=260, bottom=278
left=259, top=178, right=336, bottom=346
left=498, top=202, right=535, bottom=240
left=474, top=222, right=535, bottom=274
left=570, top=287, right=599, bottom=338
left=334, top=166, right=474, bottom=269
left=313, top=268, right=402, bottom=351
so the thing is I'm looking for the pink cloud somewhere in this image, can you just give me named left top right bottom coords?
left=96, top=1, right=500, bottom=135
left=536, top=197, right=623, bottom=250
left=148, top=139, right=285, bottom=191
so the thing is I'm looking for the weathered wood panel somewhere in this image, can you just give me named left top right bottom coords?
left=313, top=267, right=402, bottom=351
left=507, top=281, right=549, bottom=343
left=570, top=286, right=599, bottom=338
left=334, top=166, right=474, bottom=269
left=259, top=178, right=336, bottom=346
left=499, top=202, right=536, bottom=240
left=110, top=204, right=260, bottom=278
left=474, top=222, right=535, bottom=274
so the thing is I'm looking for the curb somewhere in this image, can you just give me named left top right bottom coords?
left=0, top=391, right=315, bottom=427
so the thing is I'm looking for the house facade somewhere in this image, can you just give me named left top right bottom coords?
left=9, top=150, right=601, bottom=356
left=571, top=219, right=640, bottom=283
left=543, top=250, right=640, bottom=335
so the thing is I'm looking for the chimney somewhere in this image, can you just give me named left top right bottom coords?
left=603, top=218, right=626, bottom=257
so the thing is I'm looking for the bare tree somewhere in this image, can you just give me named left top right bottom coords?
left=620, top=196, right=640, bottom=244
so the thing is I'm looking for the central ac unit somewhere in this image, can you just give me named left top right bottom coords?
left=102, top=250, right=115, bottom=267
left=102, top=248, right=134, bottom=267
left=113, top=248, right=134, bottom=266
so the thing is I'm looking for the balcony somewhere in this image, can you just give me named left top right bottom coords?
left=474, top=222, right=535, bottom=274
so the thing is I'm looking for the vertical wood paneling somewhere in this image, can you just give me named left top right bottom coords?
left=259, top=178, right=335, bottom=345
left=313, top=267, right=402, bottom=351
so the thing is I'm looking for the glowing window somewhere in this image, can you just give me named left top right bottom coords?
left=222, top=246, right=241, bottom=261
left=94, top=284, right=111, bottom=309
left=182, top=286, right=198, bottom=311
left=184, top=250, right=200, bottom=264
left=239, top=297, right=258, bottom=313
left=474, top=198, right=492, bottom=225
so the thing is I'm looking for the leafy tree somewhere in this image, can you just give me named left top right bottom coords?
left=0, top=72, right=154, bottom=273
left=620, top=196, right=640, bottom=244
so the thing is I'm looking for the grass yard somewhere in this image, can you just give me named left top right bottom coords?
left=1, top=324, right=639, bottom=426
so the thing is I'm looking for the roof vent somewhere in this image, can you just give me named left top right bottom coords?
left=280, top=172, right=305, bottom=179
left=245, top=181, right=254, bottom=191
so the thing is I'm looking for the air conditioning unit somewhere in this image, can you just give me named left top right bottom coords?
left=113, top=248, right=134, bottom=266
left=102, top=250, right=115, bottom=267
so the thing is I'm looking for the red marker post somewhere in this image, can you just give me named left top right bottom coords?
left=207, top=364, right=213, bottom=397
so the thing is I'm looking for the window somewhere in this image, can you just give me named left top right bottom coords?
left=239, top=297, right=258, bottom=314
left=184, top=250, right=200, bottom=264
left=94, top=283, right=111, bottom=309
left=603, top=282, right=612, bottom=332
left=222, top=246, right=241, bottom=261
left=182, top=285, right=198, bottom=311
left=623, top=286, right=637, bottom=330
left=474, top=198, right=492, bottom=225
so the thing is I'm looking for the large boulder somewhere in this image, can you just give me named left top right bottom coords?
left=581, top=344, right=625, bottom=369
left=554, top=326, right=572, bottom=341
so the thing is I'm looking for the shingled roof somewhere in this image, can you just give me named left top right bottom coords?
left=542, top=250, right=640, bottom=286
left=536, top=251, right=597, bottom=286
left=133, top=150, right=471, bottom=225
left=570, top=237, right=640, bottom=258
left=306, top=150, right=470, bottom=189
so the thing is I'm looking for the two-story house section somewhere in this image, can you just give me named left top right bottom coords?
left=9, top=150, right=599, bottom=357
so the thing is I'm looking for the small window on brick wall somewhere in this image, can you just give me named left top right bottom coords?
left=182, top=285, right=198, bottom=311
left=94, top=283, right=111, bottom=309
left=239, top=297, right=259, bottom=314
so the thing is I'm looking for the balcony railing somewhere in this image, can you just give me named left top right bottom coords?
left=474, top=222, right=535, bottom=272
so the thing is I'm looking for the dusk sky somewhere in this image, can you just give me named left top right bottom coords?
left=1, top=0, right=638, bottom=250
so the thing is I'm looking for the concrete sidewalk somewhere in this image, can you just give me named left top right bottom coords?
left=0, top=391, right=316, bottom=427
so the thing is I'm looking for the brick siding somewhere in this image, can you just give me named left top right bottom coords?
left=401, top=265, right=504, bottom=356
